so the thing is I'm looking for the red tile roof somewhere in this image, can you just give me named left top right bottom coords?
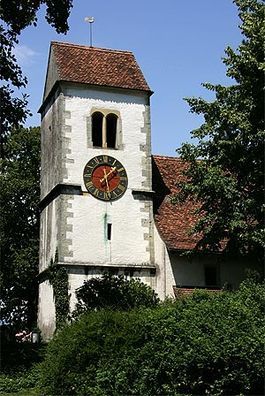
left=173, top=286, right=221, bottom=298
left=50, top=41, right=151, bottom=93
left=152, top=155, right=202, bottom=250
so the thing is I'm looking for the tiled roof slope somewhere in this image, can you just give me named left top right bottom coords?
left=173, top=286, right=221, bottom=298
left=152, top=155, right=202, bottom=250
left=49, top=41, right=151, bottom=93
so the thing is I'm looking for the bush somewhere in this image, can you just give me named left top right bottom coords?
left=72, top=273, right=159, bottom=318
left=0, top=339, right=44, bottom=394
left=0, top=367, right=40, bottom=394
left=0, top=339, right=45, bottom=375
left=40, top=279, right=265, bottom=395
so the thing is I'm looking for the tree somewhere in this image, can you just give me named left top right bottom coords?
left=0, top=0, right=73, bottom=156
left=73, top=273, right=159, bottom=318
left=0, top=127, right=40, bottom=329
left=175, top=0, right=264, bottom=261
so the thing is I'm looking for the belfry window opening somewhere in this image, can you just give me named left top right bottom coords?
left=92, top=112, right=103, bottom=147
left=92, top=111, right=118, bottom=148
left=106, top=114, right=118, bottom=148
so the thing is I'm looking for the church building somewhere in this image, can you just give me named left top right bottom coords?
left=38, top=42, right=254, bottom=340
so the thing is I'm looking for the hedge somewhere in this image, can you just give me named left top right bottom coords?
left=39, top=279, right=265, bottom=395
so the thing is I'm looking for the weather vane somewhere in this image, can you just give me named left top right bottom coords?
left=85, top=16, right=95, bottom=47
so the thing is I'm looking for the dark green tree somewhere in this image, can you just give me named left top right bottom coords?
left=176, top=0, right=264, bottom=260
left=0, top=0, right=73, bottom=156
left=73, top=273, right=159, bottom=318
left=0, top=127, right=40, bottom=329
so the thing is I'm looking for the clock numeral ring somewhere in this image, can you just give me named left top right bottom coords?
left=83, top=155, right=128, bottom=201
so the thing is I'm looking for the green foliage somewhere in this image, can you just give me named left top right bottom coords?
left=0, top=389, right=39, bottom=396
left=175, top=0, right=264, bottom=260
left=0, top=0, right=73, bottom=153
left=72, top=273, right=159, bottom=318
left=0, top=369, right=40, bottom=395
left=48, top=264, right=70, bottom=329
left=0, top=339, right=45, bottom=394
left=1, top=340, right=44, bottom=374
left=0, top=127, right=40, bottom=329
left=40, top=279, right=264, bottom=395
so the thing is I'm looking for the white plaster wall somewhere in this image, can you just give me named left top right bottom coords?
left=171, top=254, right=210, bottom=287
left=153, top=224, right=257, bottom=297
left=58, top=86, right=153, bottom=267
left=63, top=87, right=149, bottom=191
left=220, top=259, right=258, bottom=288
left=39, top=198, right=58, bottom=272
left=65, top=194, right=150, bottom=266
left=38, top=280, right=56, bottom=341
left=154, top=225, right=175, bottom=300
left=68, top=268, right=87, bottom=312
left=169, top=254, right=256, bottom=290
left=40, top=95, right=61, bottom=199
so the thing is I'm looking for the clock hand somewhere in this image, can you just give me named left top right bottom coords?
left=103, top=169, right=110, bottom=194
left=100, top=167, right=117, bottom=183
left=105, top=166, right=117, bottom=179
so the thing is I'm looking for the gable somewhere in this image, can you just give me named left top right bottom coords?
left=43, top=45, right=60, bottom=102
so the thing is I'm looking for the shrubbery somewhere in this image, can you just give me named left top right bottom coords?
left=40, top=279, right=265, bottom=395
left=0, top=339, right=44, bottom=394
left=1, top=339, right=43, bottom=373
left=0, top=368, right=40, bottom=394
left=72, top=273, right=159, bottom=318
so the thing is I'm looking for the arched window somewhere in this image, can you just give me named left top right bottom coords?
left=106, top=113, right=117, bottom=149
left=92, top=112, right=103, bottom=147
left=91, top=111, right=119, bottom=149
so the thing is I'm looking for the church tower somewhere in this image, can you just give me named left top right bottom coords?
left=38, top=42, right=155, bottom=339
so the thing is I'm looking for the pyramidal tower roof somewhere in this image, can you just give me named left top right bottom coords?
left=42, top=41, right=152, bottom=105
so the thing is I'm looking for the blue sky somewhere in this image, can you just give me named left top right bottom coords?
left=15, top=0, right=241, bottom=156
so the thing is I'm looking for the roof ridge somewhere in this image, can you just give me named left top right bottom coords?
left=153, top=154, right=182, bottom=160
left=51, top=41, right=133, bottom=55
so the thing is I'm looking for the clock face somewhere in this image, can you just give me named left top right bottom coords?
left=83, top=155, right=128, bottom=201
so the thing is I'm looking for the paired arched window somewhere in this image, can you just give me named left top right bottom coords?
left=92, top=111, right=118, bottom=149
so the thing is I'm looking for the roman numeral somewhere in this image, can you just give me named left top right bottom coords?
left=86, top=181, right=93, bottom=188
left=118, top=184, right=126, bottom=192
left=111, top=190, right=118, bottom=198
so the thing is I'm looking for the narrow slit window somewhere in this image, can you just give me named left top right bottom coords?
left=92, top=112, right=103, bottom=147
left=106, top=113, right=117, bottom=148
left=107, top=223, right=112, bottom=241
